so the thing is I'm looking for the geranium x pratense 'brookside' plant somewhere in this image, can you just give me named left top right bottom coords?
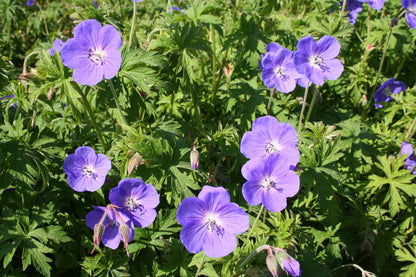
left=176, top=186, right=249, bottom=258
left=109, top=178, right=160, bottom=228
left=240, top=115, right=300, bottom=167
left=294, top=35, right=343, bottom=86
left=63, top=146, right=111, bottom=192
left=373, top=78, right=406, bottom=108
left=241, top=153, right=300, bottom=213
left=61, top=19, right=122, bottom=86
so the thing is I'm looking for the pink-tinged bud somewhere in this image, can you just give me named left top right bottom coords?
left=266, top=254, right=279, bottom=277
left=127, top=152, right=143, bottom=176
left=119, top=224, right=130, bottom=257
left=91, top=224, right=105, bottom=254
left=190, top=145, right=199, bottom=170
left=47, top=87, right=54, bottom=100
left=224, top=62, right=234, bottom=78
left=366, top=44, right=375, bottom=51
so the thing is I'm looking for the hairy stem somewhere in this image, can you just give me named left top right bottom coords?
left=108, top=79, right=128, bottom=127
left=298, top=82, right=310, bottom=133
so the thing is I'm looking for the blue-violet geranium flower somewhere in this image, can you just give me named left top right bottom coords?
left=359, top=0, right=386, bottom=10
left=49, top=39, right=64, bottom=56
left=109, top=178, right=159, bottom=228
left=294, top=35, right=344, bottom=86
left=261, top=48, right=302, bottom=93
left=176, top=186, right=249, bottom=258
left=373, top=78, right=406, bottom=108
left=400, top=142, right=416, bottom=174
left=61, top=19, right=122, bottom=86
left=85, top=205, right=134, bottom=251
left=402, top=0, right=416, bottom=28
left=240, top=115, right=300, bottom=167
left=63, top=146, right=111, bottom=192
left=341, top=0, right=363, bottom=25
left=241, top=153, right=300, bottom=213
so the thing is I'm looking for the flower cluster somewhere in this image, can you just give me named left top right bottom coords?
left=86, top=178, right=159, bottom=255
left=260, top=35, right=343, bottom=92
left=64, top=146, right=159, bottom=254
left=176, top=186, right=249, bottom=258
left=240, top=116, right=300, bottom=213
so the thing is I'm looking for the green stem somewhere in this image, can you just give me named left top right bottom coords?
left=22, top=51, right=41, bottom=75
left=190, top=81, right=203, bottom=130
left=406, top=117, right=416, bottom=141
left=369, top=26, right=393, bottom=104
left=128, top=1, right=137, bottom=48
left=71, top=81, right=107, bottom=152
left=108, top=79, right=127, bottom=126
left=210, top=24, right=217, bottom=99
left=305, top=86, right=319, bottom=124
left=167, top=0, right=171, bottom=12
left=267, top=88, right=275, bottom=113
left=337, top=0, right=348, bottom=27
left=246, top=205, right=264, bottom=240
left=194, top=253, right=206, bottom=277
left=298, top=81, right=310, bottom=133
left=234, top=245, right=269, bottom=275
left=367, top=8, right=371, bottom=35
left=332, top=263, right=375, bottom=276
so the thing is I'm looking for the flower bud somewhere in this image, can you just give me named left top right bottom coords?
left=276, top=251, right=301, bottom=277
left=266, top=254, right=279, bottom=277
left=119, top=224, right=130, bottom=257
left=190, top=145, right=199, bottom=170
left=91, top=223, right=105, bottom=254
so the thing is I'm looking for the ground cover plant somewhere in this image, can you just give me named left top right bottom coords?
left=1, top=0, right=416, bottom=276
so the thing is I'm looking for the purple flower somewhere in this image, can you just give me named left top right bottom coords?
left=359, top=0, right=386, bottom=10
left=241, top=153, right=300, bottom=212
left=176, top=186, right=249, bottom=258
left=294, top=35, right=344, bottom=86
left=240, top=116, right=300, bottom=167
left=134, top=0, right=143, bottom=2
left=85, top=205, right=134, bottom=250
left=400, top=142, right=416, bottom=174
left=1, top=95, right=17, bottom=108
left=49, top=39, right=64, bottom=56
left=26, top=0, right=35, bottom=6
left=402, top=0, right=416, bottom=28
left=61, top=19, right=122, bottom=86
left=261, top=48, right=302, bottom=93
left=92, top=1, right=98, bottom=8
left=63, top=146, right=111, bottom=192
left=170, top=6, right=181, bottom=12
left=280, top=255, right=302, bottom=276
left=341, top=0, right=363, bottom=25
left=259, top=42, right=284, bottom=71
left=373, top=78, right=406, bottom=108
left=190, top=144, right=199, bottom=170
left=109, top=178, right=159, bottom=228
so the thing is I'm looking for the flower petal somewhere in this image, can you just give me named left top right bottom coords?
left=242, top=180, right=263, bottom=207
left=203, top=230, right=237, bottom=258
left=74, top=19, right=102, bottom=50
left=198, top=186, right=230, bottom=212
left=180, top=220, right=207, bottom=254
left=216, top=203, right=249, bottom=234
left=317, top=36, right=341, bottom=60
left=176, top=197, right=206, bottom=226
left=323, top=58, right=344, bottom=81
left=262, top=189, right=287, bottom=212
left=72, top=59, right=104, bottom=86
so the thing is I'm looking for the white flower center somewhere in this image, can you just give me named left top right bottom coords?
left=261, top=178, right=283, bottom=192
left=204, top=213, right=224, bottom=236
left=88, top=48, right=105, bottom=65
left=125, top=196, right=143, bottom=212
left=310, top=55, right=329, bottom=72
left=265, top=142, right=280, bottom=154
left=82, top=165, right=97, bottom=178
left=408, top=5, right=416, bottom=13
left=274, top=66, right=288, bottom=81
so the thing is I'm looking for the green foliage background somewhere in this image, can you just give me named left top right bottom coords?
left=1, top=0, right=416, bottom=276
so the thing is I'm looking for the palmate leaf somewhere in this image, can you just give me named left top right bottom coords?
left=368, top=155, right=416, bottom=217
left=396, top=244, right=416, bottom=277
left=0, top=206, right=72, bottom=276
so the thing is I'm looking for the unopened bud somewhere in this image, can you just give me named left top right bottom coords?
left=391, top=18, right=398, bottom=27
left=119, top=224, right=130, bottom=257
left=127, top=152, right=143, bottom=176
left=91, top=224, right=105, bottom=254
left=47, top=87, right=54, bottom=100
left=276, top=250, right=301, bottom=277
left=266, top=254, right=279, bottom=277
left=366, top=44, right=375, bottom=51
left=190, top=145, right=199, bottom=170
left=224, top=62, right=234, bottom=78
